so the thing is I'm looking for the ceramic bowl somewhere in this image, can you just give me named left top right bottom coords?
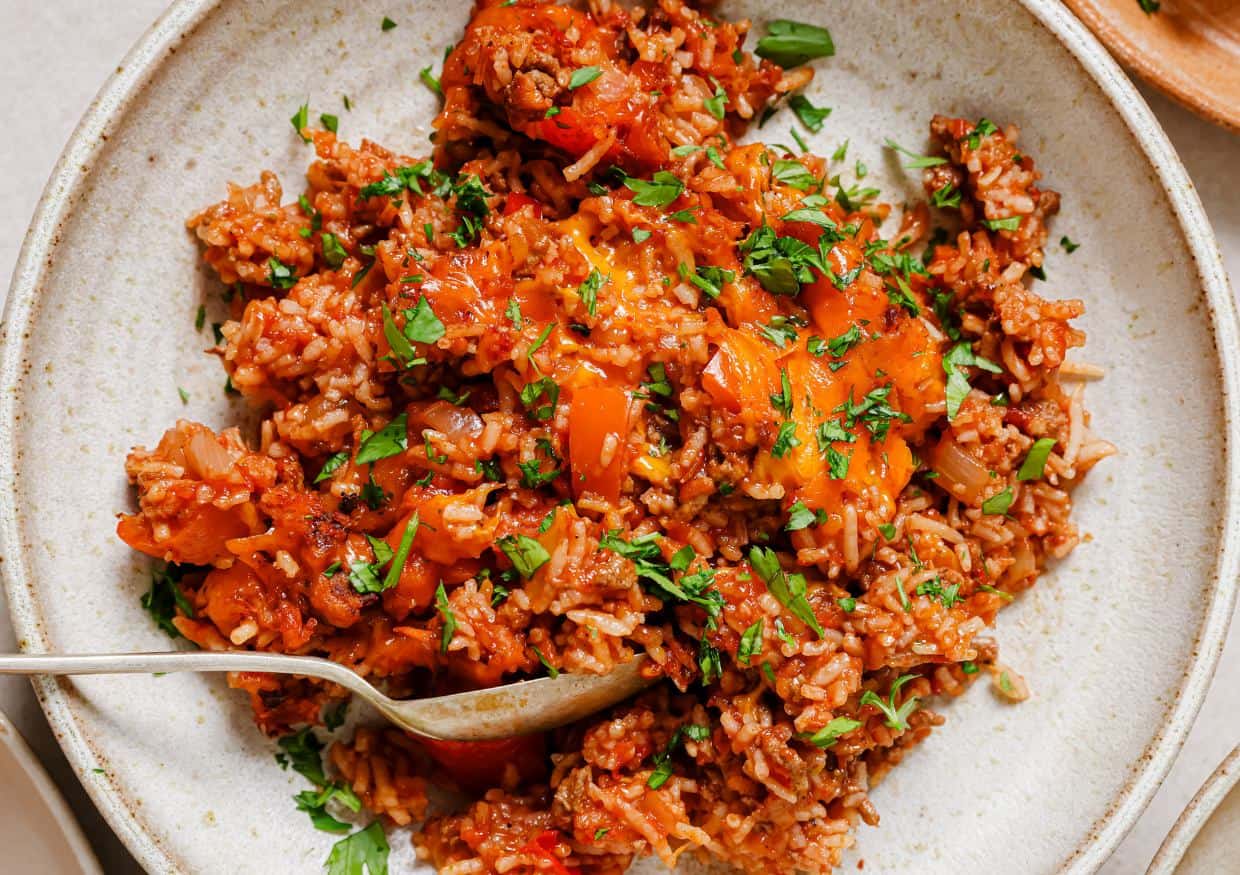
left=1, top=0, right=1237, bottom=873
left=1065, top=0, right=1240, bottom=133
left=1149, top=745, right=1240, bottom=874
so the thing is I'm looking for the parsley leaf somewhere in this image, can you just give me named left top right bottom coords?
left=942, top=342, right=1002, bottom=420
left=755, top=19, right=835, bottom=68
left=1017, top=437, right=1057, bottom=481
left=788, top=94, right=831, bottom=132
left=267, top=257, right=298, bottom=289
left=859, top=674, right=919, bottom=731
left=420, top=67, right=442, bottom=97
left=141, top=565, right=196, bottom=638
left=314, top=451, right=349, bottom=484
left=771, top=421, right=800, bottom=457
left=737, top=619, right=764, bottom=666
left=785, top=500, right=824, bottom=531
left=519, top=377, right=559, bottom=421
left=802, top=716, right=861, bottom=748
left=324, top=822, right=389, bottom=875
left=983, top=216, right=1022, bottom=232
left=429, top=582, right=456, bottom=653
left=883, top=138, right=947, bottom=168
left=321, top=233, right=348, bottom=268
left=704, top=83, right=728, bottom=119
left=290, top=102, right=311, bottom=143
left=576, top=269, right=605, bottom=316
left=623, top=171, right=684, bottom=207
left=963, top=118, right=998, bottom=150
left=355, top=413, right=409, bottom=464
left=569, top=66, right=603, bottom=89
left=981, top=487, right=1014, bottom=516
left=1060, top=235, right=1081, bottom=253
left=497, top=534, right=551, bottom=578
left=771, top=159, right=817, bottom=191
left=749, top=546, right=824, bottom=638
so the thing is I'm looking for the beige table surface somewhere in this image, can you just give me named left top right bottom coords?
left=2, top=1, right=1238, bottom=872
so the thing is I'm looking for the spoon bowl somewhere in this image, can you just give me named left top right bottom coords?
left=0, top=651, right=653, bottom=741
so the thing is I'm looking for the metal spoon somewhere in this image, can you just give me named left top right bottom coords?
left=0, top=651, right=652, bottom=741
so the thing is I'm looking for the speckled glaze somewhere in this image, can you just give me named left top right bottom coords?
left=0, top=1, right=1236, bottom=873
left=1149, top=745, right=1240, bottom=874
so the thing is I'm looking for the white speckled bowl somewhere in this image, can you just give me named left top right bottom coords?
left=1, top=1, right=1237, bottom=873
left=1150, top=745, right=1240, bottom=874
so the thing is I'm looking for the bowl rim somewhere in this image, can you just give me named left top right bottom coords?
left=1, top=1, right=1237, bottom=872
left=1149, top=744, right=1240, bottom=874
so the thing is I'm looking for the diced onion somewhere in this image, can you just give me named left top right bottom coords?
left=929, top=437, right=989, bottom=505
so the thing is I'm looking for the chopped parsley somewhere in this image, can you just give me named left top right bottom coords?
left=942, top=341, right=1002, bottom=420
left=981, top=487, right=1014, bottom=516
left=683, top=263, right=734, bottom=300
left=749, top=546, right=825, bottom=638
left=532, top=646, right=560, bottom=678
left=290, top=102, right=311, bottom=143
left=771, top=159, right=817, bottom=191
left=963, top=118, right=998, bottom=150
left=704, top=82, right=728, bottom=119
left=785, top=500, right=826, bottom=531
left=915, top=576, right=961, bottom=609
left=739, top=224, right=824, bottom=296
left=519, top=376, right=559, bottom=421
left=698, top=637, right=723, bottom=685
left=321, top=233, right=348, bottom=268
left=623, top=171, right=684, bottom=207
left=434, top=582, right=457, bottom=652
left=381, top=16, right=397, bottom=30
left=834, top=385, right=911, bottom=441
left=837, top=596, right=857, bottom=613
left=576, top=269, right=605, bottom=316
left=802, top=716, right=861, bottom=748
left=781, top=208, right=837, bottom=229
left=930, top=182, right=962, bottom=209
left=788, top=94, right=831, bottom=132
left=1060, top=235, right=1080, bottom=253
left=859, top=674, right=919, bottom=731
left=569, top=66, right=603, bottom=89
left=141, top=564, right=196, bottom=638
left=505, top=297, right=523, bottom=328
left=983, top=216, right=1022, bottom=232
left=599, top=531, right=723, bottom=619
left=314, top=451, right=349, bottom=484
left=1138, top=0, right=1160, bottom=13
left=267, top=257, right=297, bottom=289
left=737, top=619, right=764, bottom=665
left=771, top=421, right=801, bottom=457
left=419, top=67, right=443, bottom=98
left=355, top=413, right=409, bottom=464
left=754, top=19, right=835, bottom=68
left=1017, top=437, right=1057, bottom=481
left=319, top=113, right=339, bottom=134
left=758, top=314, right=804, bottom=347
left=632, top=228, right=652, bottom=243
left=884, top=138, right=947, bottom=168
left=497, top=534, right=551, bottom=578
left=324, top=821, right=389, bottom=875
left=770, top=368, right=794, bottom=417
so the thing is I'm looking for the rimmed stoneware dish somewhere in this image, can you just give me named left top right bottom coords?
left=0, top=710, right=103, bottom=875
left=1149, top=745, right=1240, bottom=874
left=1, top=0, right=1237, bottom=872
left=1065, top=0, right=1240, bottom=133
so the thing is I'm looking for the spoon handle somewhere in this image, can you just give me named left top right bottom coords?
left=0, top=651, right=365, bottom=689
